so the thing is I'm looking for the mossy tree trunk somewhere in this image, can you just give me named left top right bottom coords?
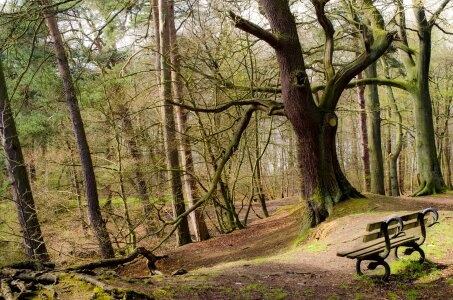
left=0, top=60, right=49, bottom=262
left=364, top=63, right=385, bottom=195
left=356, top=71, right=371, bottom=192
left=395, top=0, right=448, bottom=196
left=231, top=0, right=393, bottom=226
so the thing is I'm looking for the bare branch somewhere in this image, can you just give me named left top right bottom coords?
left=228, top=11, right=280, bottom=49
left=429, top=0, right=451, bottom=28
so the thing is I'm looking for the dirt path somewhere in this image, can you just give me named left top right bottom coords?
left=118, top=195, right=453, bottom=299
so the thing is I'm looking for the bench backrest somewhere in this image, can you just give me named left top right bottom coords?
left=362, top=208, right=438, bottom=244
left=363, top=212, right=420, bottom=242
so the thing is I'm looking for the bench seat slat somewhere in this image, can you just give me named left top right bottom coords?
left=355, top=236, right=420, bottom=259
left=337, top=235, right=419, bottom=258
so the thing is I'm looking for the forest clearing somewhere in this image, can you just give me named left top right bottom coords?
left=1, top=194, right=453, bottom=299
left=0, top=0, right=453, bottom=299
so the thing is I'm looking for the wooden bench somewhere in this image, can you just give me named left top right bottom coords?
left=336, top=208, right=439, bottom=281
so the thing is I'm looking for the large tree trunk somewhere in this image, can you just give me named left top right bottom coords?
left=0, top=60, right=49, bottom=262
left=231, top=0, right=392, bottom=226
left=158, top=0, right=191, bottom=246
left=259, top=1, right=362, bottom=227
left=364, top=63, right=385, bottom=195
left=411, top=8, right=446, bottom=195
left=357, top=71, right=371, bottom=192
left=168, top=0, right=210, bottom=242
left=41, top=0, right=115, bottom=258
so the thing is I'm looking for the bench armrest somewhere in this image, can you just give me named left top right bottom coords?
left=378, top=216, right=404, bottom=259
left=417, top=207, right=439, bottom=245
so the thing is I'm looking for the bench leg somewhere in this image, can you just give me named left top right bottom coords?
left=394, top=244, right=425, bottom=263
left=356, top=259, right=391, bottom=282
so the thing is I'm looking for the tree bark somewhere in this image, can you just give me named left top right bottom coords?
left=364, top=63, right=385, bottom=195
left=0, top=60, right=49, bottom=262
left=411, top=11, right=446, bottom=195
left=158, top=0, right=191, bottom=246
left=395, top=0, right=447, bottom=195
left=168, top=0, right=210, bottom=241
left=357, top=71, right=371, bottom=192
left=382, top=59, right=404, bottom=196
left=41, top=0, right=114, bottom=258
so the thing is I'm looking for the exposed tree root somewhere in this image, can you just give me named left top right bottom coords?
left=1, top=279, right=14, bottom=300
left=412, top=180, right=446, bottom=197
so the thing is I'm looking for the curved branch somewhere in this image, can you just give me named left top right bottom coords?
left=167, top=99, right=285, bottom=116
left=152, top=108, right=257, bottom=250
left=228, top=11, right=280, bottom=49
left=311, top=0, right=335, bottom=79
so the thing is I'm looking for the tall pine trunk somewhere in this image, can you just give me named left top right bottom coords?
left=158, top=0, right=191, bottom=246
left=0, top=60, right=49, bottom=262
left=41, top=0, right=114, bottom=258
left=168, top=0, right=210, bottom=241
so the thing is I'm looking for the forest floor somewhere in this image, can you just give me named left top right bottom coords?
left=13, top=194, right=453, bottom=299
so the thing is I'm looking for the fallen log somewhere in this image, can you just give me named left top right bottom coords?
left=66, top=247, right=166, bottom=275
left=74, top=273, right=153, bottom=299
left=3, top=261, right=55, bottom=271
left=14, top=272, right=58, bottom=285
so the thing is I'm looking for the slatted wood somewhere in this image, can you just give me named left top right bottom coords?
left=363, top=219, right=420, bottom=242
left=362, top=218, right=426, bottom=242
left=337, top=235, right=416, bottom=257
left=355, top=236, right=419, bottom=260
left=366, top=212, right=419, bottom=232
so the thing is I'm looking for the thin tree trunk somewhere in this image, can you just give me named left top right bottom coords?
left=118, top=105, right=155, bottom=235
left=382, top=59, right=403, bottom=196
left=357, top=72, right=371, bottom=192
left=444, top=125, right=452, bottom=189
left=66, top=141, right=88, bottom=233
left=0, top=60, right=49, bottom=262
left=364, top=63, right=385, bottom=195
left=158, top=0, right=191, bottom=246
left=41, top=0, right=114, bottom=258
left=168, top=0, right=209, bottom=241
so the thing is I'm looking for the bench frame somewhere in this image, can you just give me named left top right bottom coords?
left=338, top=208, right=439, bottom=281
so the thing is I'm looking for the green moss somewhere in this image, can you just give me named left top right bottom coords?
left=330, top=197, right=373, bottom=218
left=300, top=241, right=329, bottom=253
left=152, top=287, right=175, bottom=299
left=92, top=287, right=112, bottom=299
left=387, top=291, right=400, bottom=300
left=239, top=283, right=288, bottom=300
left=406, top=290, right=418, bottom=300
left=292, top=229, right=312, bottom=247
